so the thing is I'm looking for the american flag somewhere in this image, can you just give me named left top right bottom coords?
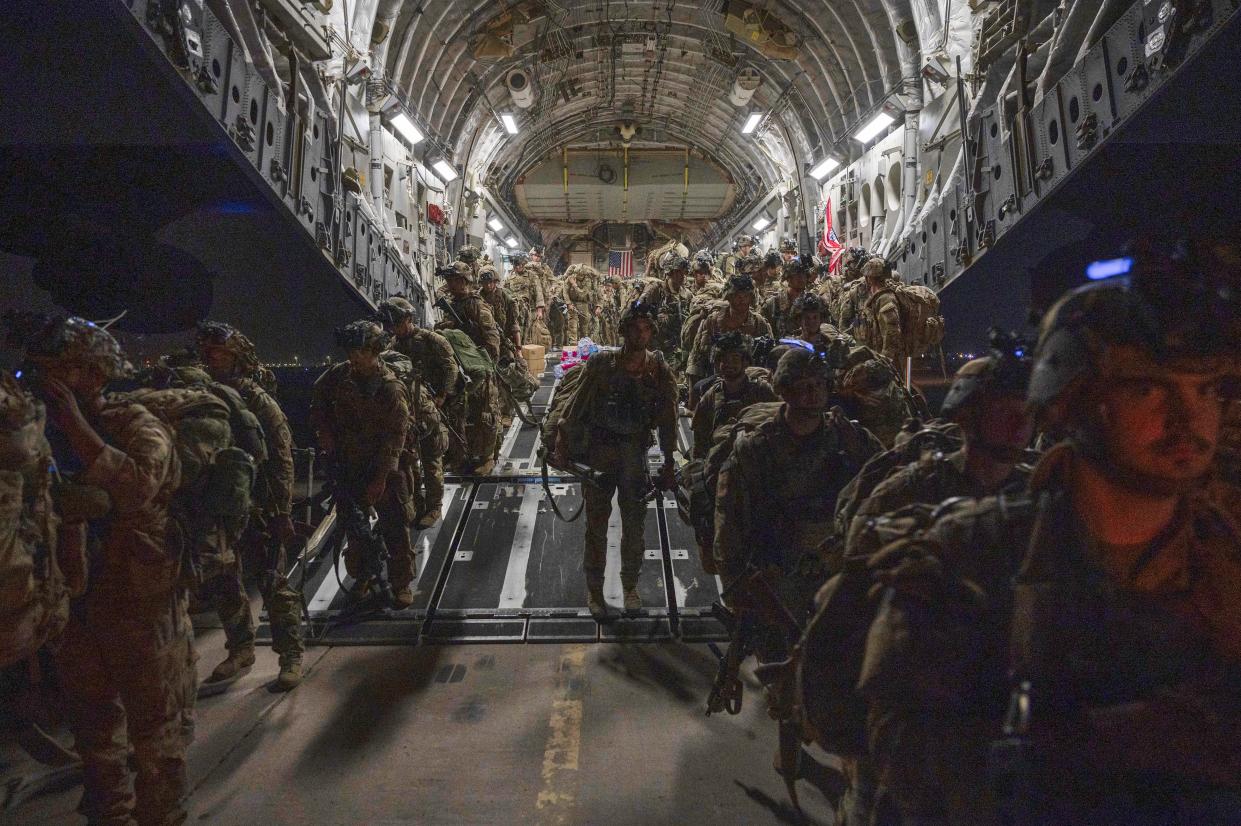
left=818, top=198, right=844, bottom=274
left=608, top=249, right=633, bottom=277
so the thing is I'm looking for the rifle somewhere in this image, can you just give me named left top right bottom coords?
left=327, top=463, right=396, bottom=606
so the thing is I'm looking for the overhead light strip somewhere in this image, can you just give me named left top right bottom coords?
left=741, top=112, right=763, bottom=134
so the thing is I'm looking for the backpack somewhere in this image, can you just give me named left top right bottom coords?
left=496, top=358, right=539, bottom=404
left=832, top=419, right=963, bottom=539
left=796, top=501, right=944, bottom=756
left=682, top=401, right=785, bottom=538
left=118, top=388, right=256, bottom=587
left=539, top=360, right=591, bottom=462
left=438, top=327, right=495, bottom=383
left=890, top=283, right=945, bottom=357
left=680, top=300, right=726, bottom=354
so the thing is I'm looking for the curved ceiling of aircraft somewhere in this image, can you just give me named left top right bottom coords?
left=364, top=0, right=929, bottom=238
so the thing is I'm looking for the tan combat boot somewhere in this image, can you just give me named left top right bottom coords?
left=623, top=586, right=642, bottom=612
left=392, top=586, right=415, bottom=609
left=416, top=508, right=441, bottom=530
left=274, top=656, right=303, bottom=692
left=207, top=646, right=256, bottom=684
left=587, top=587, right=610, bottom=620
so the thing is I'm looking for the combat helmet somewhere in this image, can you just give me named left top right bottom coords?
left=840, top=247, right=869, bottom=279
left=860, top=256, right=889, bottom=282
left=940, top=329, right=1033, bottom=419
left=734, top=234, right=757, bottom=250
left=376, top=296, right=418, bottom=327
left=736, top=252, right=763, bottom=275
left=779, top=236, right=798, bottom=254
left=437, top=261, right=476, bottom=284
left=783, top=255, right=814, bottom=281
left=195, top=321, right=262, bottom=377
left=14, top=314, right=132, bottom=381
left=456, top=245, right=482, bottom=264
left=334, top=320, right=391, bottom=353
left=478, top=265, right=499, bottom=283
left=762, top=251, right=783, bottom=269
left=1029, top=236, right=1241, bottom=425
left=792, top=292, right=827, bottom=319
left=710, top=331, right=753, bottom=364
left=619, top=300, right=660, bottom=333
left=692, top=249, right=715, bottom=271
left=723, top=274, right=756, bottom=298
left=659, top=251, right=689, bottom=274
left=773, top=346, right=833, bottom=392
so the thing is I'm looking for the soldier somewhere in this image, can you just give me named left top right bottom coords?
left=22, top=316, right=197, bottom=825
left=843, top=333, right=1034, bottom=557
left=763, top=255, right=813, bottom=338
left=860, top=237, right=1241, bottom=824
left=639, top=253, right=693, bottom=380
left=778, top=235, right=798, bottom=264
left=714, top=347, right=881, bottom=599
left=376, top=297, right=455, bottom=528
left=479, top=263, right=524, bottom=431
left=789, top=293, right=840, bottom=352
left=456, top=244, right=482, bottom=280
left=553, top=302, right=678, bottom=618
left=689, top=249, right=725, bottom=303
left=597, top=277, right=621, bottom=346
left=310, top=321, right=417, bottom=607
left=195, top=322, right=304, bottom=691
left=563, top=264, right=599, bottom=343
left=824, top=246, right=871, bottom=336
left=434, top=261, right=502, bottom=474
left=754, top=250, right=784, bottom=301
left=690, top=332, right=777, bottom=460
left=857, top=256, right=904, bottom=365
left=687, top=275, right=772, bottom=383
left=505, top=252, right=551, bottom=348
left=722, top=234, right=757, bottom=279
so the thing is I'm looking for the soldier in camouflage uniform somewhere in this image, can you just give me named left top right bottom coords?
left=456, top=244, right=482, bottom=280
left=479, top=263, right=524, bottom=431
left=597, top=277, right=621, bottom=346
left=754, top=250, right=784, bottom=303
left=843, top=336, right=1035, bottom=558
left=777, top=235, right=798, bottom=265
left=689, top=249, right=725, bottom=304
left=687, top=275, right=772, bottom=384
left=690, top=332, right=776, bottom=460
left=311, top=321, right=417, bottom=607
left=714, top=347, right=881, bottom=603
left=860, top=237, right=1241, bottom=824
left=563, top=264, right=600, bottom=342
left=721, top=234, right=756, bottom=279
left=639, top=253, right=694, bottom=385
left=821, top=247, right=870, bottom=335
left=553, top=302, right=678, bottom=618
left=376, top=297, right=455, bottom=529
left=762, top=255, right=813, bottom=338
left=195, top=322, right=304, bottom=691
left=434, top=262, right=502, bottom=474
left=505, top=252, right=552, bottom=348
left=24, top=316, right=197, bottom=826
left=857, top=256, right=905, bottom=365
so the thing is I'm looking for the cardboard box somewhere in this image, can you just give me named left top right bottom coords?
left=521, top=344, right=546, bottom=375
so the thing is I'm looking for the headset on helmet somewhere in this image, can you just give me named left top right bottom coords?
left=335, top=320, right=391, bottom=353
left=941, top=329, right=1033, bottom=418
left=710, top=331, right=753, bottom=363
left=792, top=293, right=827, bottom=318
left=12, top=313, right=132, bottom=381
left=620, top=300, right=660, bottom=331
left=779, top=236, right=797, bottom=253
left=376, top=297, right=417, bottom=326
left=773, top=346, right=832, bottom=391
left=763, top=251, right=783, bottom=268
left=723, top=274, right=756, bottom=297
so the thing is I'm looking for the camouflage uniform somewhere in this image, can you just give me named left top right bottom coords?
left=199, top=374, right=303, bottom=670
left=434, top=282, right=502, bottom=470
left=54, top=398, right=197, bottom=826
left=690, top=373, right=777, bottom=460
left=761, top=289, right=806, bottom=339
left=480, top=269, right=521, bottom=358
left=859, top=285, right=904, bottom=365
left=687, top=307, right=772, bottom=381
left=562, top=264, right=599, bottom=342
left=638, top=276, right=693, bottom=382
left=310, top=358, right=417, bottom=592
left=389, top=325, right=455, bottom=520
left=714, top=402, right=880, bottom=605
left=597, top=279, right=621, bottom=346
left=505, top=261, right=551, bottom=348
left=557, top=345, right=677, bottom=607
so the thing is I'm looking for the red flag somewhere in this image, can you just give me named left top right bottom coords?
left=820, top=198, right=844, bottom=274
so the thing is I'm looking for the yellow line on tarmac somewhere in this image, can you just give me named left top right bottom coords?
left=536, top=644, right=587, bottom=824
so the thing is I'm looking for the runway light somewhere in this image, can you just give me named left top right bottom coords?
left=741, top=112, right=763, bottom=134
left=809, top=157, right=841, bottom=180
left=432, top=159, right=459, bottom=182
left=500, top=113, right=519, bottom=134
left=752, top=216, right=772, bottom=231
left=853, top=111, right=895, bottom=143
left=505, top=237, right=519, bottom=248
left=488, top=217, right=504, bottom=232
left=390, top=113, right=424, bottom=145
left=1086, top=257, right=1134, bottom=280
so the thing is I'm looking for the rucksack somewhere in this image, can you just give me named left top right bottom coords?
left=496, top=358, right=539, bottom=404
left=540, top=360, right=591, bottom=462
left=832, top=419, right=963, bottom=539
left=680, top=300, right=726, bottom=354
left=438, top=328, right=495, bottom=383
left=796, top=501, right=945, bottom=756
left=683, top=401, right=785, bottom=537
left=119, top=388, right=256, bottom=587
left=890, top=283, right=945, bottom=357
